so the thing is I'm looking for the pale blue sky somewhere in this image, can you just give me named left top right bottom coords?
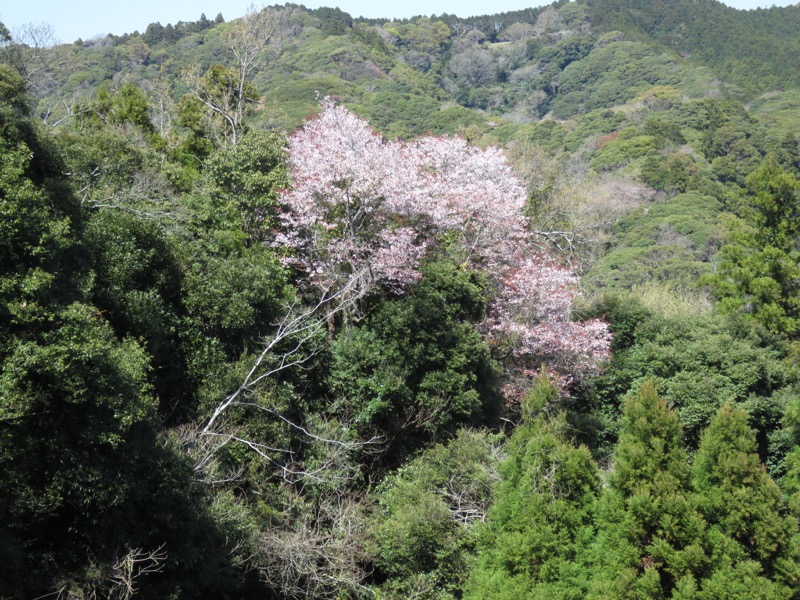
left=1, top=0, right=795, bottom=45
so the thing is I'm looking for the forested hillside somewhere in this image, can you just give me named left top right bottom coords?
left=3, top=1, right=800, bottom=597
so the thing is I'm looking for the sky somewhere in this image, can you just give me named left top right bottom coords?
left=1, top=0, right=796, bottom=45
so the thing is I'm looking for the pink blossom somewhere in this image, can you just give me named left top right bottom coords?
left=276, top=99, right=611, bottom=396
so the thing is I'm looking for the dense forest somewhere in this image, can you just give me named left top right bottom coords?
left=3, top=0, right=800, bottom=597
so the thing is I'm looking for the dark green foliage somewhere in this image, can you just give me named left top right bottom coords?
left=0, top=63, right=29, bottom=115
left=0, top=71, right=161, bottom=596
left=174, top=93, right=216, bottom=168
left=583, top=0, right=800, bottom=92
left=673, top=98, right=767, bottom=188
left=182, top=246, right=288, bottom=353
left=537, top=34, right=595, bottom=83
left=312, top=6, right=354, bottom=36
left=643, top=118, right=686, bottom=148
left=1, top=67, right=299, bottom=595
left=81, top=209, right=198, bottom=421
left=137, top=13, right=217, bottom=48
left=584, top=290, right=798, bottom=467
left=328, top=262, right=499, bottom=462
left=640, top=153, right=707, bottom=197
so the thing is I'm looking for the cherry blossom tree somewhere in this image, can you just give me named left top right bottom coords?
left=276, top=99, right=529, bottom=291
left=481, top=256, right=611, bottom=397
left=275, top=98, right=427, bottom=296
left=409, top=135, right=529, bottom=268
left=276, top=98, right=610, bottom=394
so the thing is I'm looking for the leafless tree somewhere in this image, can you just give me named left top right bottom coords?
left=257, top=492, right=374, bottom=599
left=509, top=139, right=653, bottom=266
left=147, top=76, right=175, bottom=137
left=498, top=22, right=536, bottom=42
left=39, top=89, right=94, bottom=128
left=535, top=6, right=565, bottom=36
left=107, top=546, right=167, bottom=600
left=194, top=270, right=383, bottom=485
left=441, top=436, right=505, bottom=525
left=43, top=546, right=166, bottom=600
left=184, top=4, right=282, bottom=146
left=450, top=47, right=496, bottom=87
left=10, top=21, right=58, bottom=78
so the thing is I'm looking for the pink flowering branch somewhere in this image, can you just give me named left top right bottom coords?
left=275, top=98, right=611, bottom=400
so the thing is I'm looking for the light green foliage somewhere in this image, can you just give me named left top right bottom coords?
left=354, top=91, right=439, bottom=138
left=354, top=91, right=486, bottom=139
left=588, top=192, right=721, bottom=290
left=513, top=108, right=628, bottom=154
left=591, top=126, right=659, bottom=171
left=467, top=378, right=599, bottom=599
left=202, top=130, right=288, bottom=241
left=588, top=382, right=707, bottom=599
left=609, top=382, right=688, bottom=495
left=553, top=42, right=683, bottom=118
left=584, top=290, right=798, bottom=467
left=370, top=429, right=503, bottom=598
left=704, top=158, right=800, bottom=336
left=80, top=82, right=155, bottom=135
left=751, top=89, right=800, bottom=138
left=467, top=385, right=799, bottom=598
left=513, top=120, right=569, bottom=154
left=694, top=406, right=787, bottom=559
left=692, top=405, right=799, bottom=597
left=424, top=105, right=486, bottom=136
left=262, top=75, right=362, bottom=130
left=397, top=18, right=451, bottom=54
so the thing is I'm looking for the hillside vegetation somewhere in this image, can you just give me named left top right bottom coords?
left=3, top=1, right=800, bottom=597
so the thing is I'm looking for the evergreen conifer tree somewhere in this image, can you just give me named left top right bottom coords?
left=692, top=404, right=799, bottom=598
left=467, top=376, right=599, bottom=599
left=588, top=381, right=706, bottom=599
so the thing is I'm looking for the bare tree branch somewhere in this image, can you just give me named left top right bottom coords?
left=108, top=545, right=167, bottom=600
left=184, top=5, right=282, bottom=146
